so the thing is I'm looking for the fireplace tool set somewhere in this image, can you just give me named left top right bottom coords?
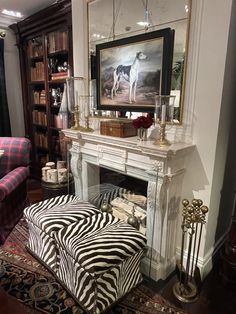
left=173, top=199, right=209, bottom=303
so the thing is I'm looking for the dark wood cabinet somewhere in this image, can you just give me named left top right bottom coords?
left=10, top=0, right=73, bottom=178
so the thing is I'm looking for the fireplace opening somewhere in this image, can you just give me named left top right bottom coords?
left=95, top=167, right=148, bottom=234
left=84, top=163, right=148, bottom=235
left=100, top=167, right=148, bottom=197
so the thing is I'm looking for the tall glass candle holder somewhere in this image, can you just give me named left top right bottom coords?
left=154, top=95, right=175, bottom=146
left=66, top=77, right=87, bottom=131
left=79, top=95, right=94, bottom=132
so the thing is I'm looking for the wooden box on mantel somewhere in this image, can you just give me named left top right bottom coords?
left=100, top=119, right=137, bottom=138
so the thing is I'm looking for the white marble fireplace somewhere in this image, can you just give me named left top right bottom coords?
left=63, top=129, right=194, bottom=281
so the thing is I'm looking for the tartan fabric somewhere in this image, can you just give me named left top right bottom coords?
left=0, top=137, right=31, bottom=244
left=0, top=180, right=29, bottom=243
left=0, top=166, right=29, bottom=201
left=0, top=137, right=31, bottom=178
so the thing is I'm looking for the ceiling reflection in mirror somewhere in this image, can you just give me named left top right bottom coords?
left=88, top=0, right=191, bottom=124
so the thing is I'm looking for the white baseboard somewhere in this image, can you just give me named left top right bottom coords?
left=141, top=256, right=176, bottom=281
left=176, top=230, right=228, bottom=279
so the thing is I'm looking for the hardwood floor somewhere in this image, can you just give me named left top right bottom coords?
left=0, top=288, right=27, bottom=314
left=27, top=178, right=43, bottom=204
left=1, top=178, right=235, bottom=313
left=157, top=266, right=236, bottom=314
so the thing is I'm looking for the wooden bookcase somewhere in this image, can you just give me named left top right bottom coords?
left=10, top=0, right=73, bottom=178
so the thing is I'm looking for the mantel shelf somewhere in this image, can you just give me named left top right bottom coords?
left=63, top=129, right=195, bottom=159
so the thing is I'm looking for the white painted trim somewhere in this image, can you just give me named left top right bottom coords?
left=200, top=229, right=229, bottom=278
left=182, top=0, right=204, bottom=142
left=165, top=0, right=204, bottom=144
left=176, top=228, right=228, bottom=279
left=0, top=13, right=20, bottom=28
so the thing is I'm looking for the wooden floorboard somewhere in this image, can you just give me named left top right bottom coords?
left=157, top=267, right=236, bottom=314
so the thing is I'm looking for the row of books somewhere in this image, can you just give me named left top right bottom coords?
left=51, top=71, right=69, bottom=80
left=27, top=38, right=43, bottom=58
left=31, top=62, right=45, bottom=81
left=28, top=31, right=68, bottom=58
left=33, top=90, right=46, bottom=104
left=48, top=31, right=68, bottom=53
left=35, top=133, right=48, bottom=149
left=32, top=110, right=47, bottom=126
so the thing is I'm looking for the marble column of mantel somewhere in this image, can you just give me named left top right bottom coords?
left=63, top=128, right=195, bottom=281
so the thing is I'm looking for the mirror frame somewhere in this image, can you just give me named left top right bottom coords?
left=87, top=0, right=192, bottom=125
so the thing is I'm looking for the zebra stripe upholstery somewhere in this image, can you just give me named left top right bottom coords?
left=24, top=195, right=147, bottom=313
left=55, top=212, right=146, bottom=313
left=24, top=194, right=100, bottom=272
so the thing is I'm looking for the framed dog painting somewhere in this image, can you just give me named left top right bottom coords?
left=96, top=28, right=175, bottom=112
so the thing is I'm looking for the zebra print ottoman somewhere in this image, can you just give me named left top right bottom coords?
left=24, top=194, right=100, bottom=273
left=55, top=212, right=147, bottom=314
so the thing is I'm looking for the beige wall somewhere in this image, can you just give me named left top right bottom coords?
left=181, top=0, right=232, bottom=275
left=209, top=0, right=236, bottom=258
left=72, top=0, right=88, bottom=80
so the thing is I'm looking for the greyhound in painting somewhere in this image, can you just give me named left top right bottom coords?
left=111, top=51, right=147, bottom=103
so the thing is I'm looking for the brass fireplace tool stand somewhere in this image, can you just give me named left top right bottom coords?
left=173, top=199, right=209, bottom=303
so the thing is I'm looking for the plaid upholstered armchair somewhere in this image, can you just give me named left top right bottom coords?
left=0, top=137, right=31, bottom=244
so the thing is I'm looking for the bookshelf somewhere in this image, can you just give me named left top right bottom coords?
left=10, top=0, right=73, bottom=178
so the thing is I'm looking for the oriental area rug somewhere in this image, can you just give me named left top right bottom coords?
left=0, top=219, right=187, bottom=314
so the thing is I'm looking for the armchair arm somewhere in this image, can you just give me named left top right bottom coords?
left=0, top=167, right=29, bottom=202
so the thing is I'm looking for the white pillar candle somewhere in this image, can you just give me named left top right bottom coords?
left=161, top=104, right=166, bottom=124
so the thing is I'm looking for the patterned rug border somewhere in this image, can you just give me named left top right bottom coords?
left=0, top=248, right=52, bottom=277
left=0, top=255, right=188, bottom=314
left=0, top=217, right=51, bottom=277
left=0, top=258, right=81, bottom=314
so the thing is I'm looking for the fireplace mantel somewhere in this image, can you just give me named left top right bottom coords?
left=63, top=129, right=194, bottom=281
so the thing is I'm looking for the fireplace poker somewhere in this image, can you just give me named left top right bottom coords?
left=184, top=221, right=194, bottom=289
left=194, top=205, right=208, bottom=291
left=178, top=199, right=189, bottom=285
left=190, top=199, right=202, bottom=280
left=190, top=222, right=198, bottom=280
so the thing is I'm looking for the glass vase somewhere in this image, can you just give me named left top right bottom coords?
left=137, top=127, right=147, bottom=141
left=66, top=77, right=86, bottom=130
left=154, top=95, right=176, bottom=125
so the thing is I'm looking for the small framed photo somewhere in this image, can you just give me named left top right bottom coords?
left=96, top=28, right=174, bottom=112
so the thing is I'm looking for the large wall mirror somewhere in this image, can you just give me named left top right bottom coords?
left=88, top=0, right=191, bottom=124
